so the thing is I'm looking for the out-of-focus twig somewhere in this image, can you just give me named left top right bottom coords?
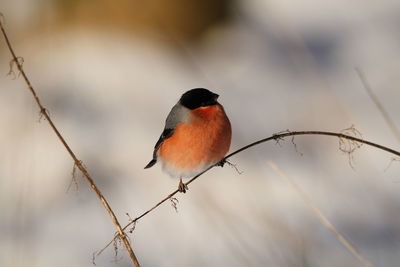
left=268, top=161, right=374, bottom=267
left=0, top=14, right=140, bottom=267
left=356, top=68, right=400, bottom=144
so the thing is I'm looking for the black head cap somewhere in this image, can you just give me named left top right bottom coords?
left=179, top=88, right=219, bottom=110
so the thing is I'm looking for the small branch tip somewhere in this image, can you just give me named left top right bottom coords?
left=170, top=197, right=179, bottom=213
left=384, top=157, right=400, bottom=172
left=339, top=125, right=363, bottom=169
left=7, top=57, right=24, bottom=79
left=0, top=13, right=5, bottom=26
left=291, top=135, right=303, bottom=156
left=224, top=159, right=243, bottom=174
left=66, top=162, right=79, bottom=193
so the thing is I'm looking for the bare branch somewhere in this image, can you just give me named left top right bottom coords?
left=0, top=15, right=140, bottom=267
left=291, top=135, right=303, bottom=156
left=0, top=13, right=4, bottom=25
left=384, top=157, right=400, bottom=172
left=339, top=125, right=363, bottom=169
left=101, top=129, right=400, bottom=249
left=224, top=159, right=243, bottom=174
left=170, top=197, right=179, bottom=213
left=3, top=12, right=400, bottom=265
left=356, top=68, right=400, bottom=143
left=268, top=161, right=374, bottom=267
left=7, top=56, right=24, bottom=79
left=66, top=162, right=79, bottom=193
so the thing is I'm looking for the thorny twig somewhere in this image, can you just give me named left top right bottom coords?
left=0, top=14, right=140, bottom=267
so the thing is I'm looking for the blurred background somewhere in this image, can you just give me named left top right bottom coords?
left=1, top=0, right=400, bottom=266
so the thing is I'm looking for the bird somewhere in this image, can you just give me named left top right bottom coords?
left=144, top=88, right=232, bottom=193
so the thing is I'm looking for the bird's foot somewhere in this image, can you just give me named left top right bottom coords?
left=216, top=159, right=226, bottom=167
left=178, top=178, right=188, bottom=193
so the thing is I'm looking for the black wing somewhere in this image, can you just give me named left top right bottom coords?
left=144, top=103, right=186, bottom=169
left=144, top=128, right=174, bottom=169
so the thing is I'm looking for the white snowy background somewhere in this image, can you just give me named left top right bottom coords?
left=1, top=0, right=400, bottom=266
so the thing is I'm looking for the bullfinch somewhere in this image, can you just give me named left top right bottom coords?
left=145, top=88, right=232, bottom=193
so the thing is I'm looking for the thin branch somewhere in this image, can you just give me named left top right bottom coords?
left=0, top=15, right=140, bottom=267
left=66, top=162, right=79, bottom=193
left=268, top=161, right=374, bottom=267
left=339, top=125, right=363, bottom=169
left=356, top=68, right=400, bottom=144
left=102, top=130, right=400, bottom=250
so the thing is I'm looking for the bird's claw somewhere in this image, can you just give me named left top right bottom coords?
left=178, top=178, right=188, bottom=193
left=216, top=159, right=226, bottom=167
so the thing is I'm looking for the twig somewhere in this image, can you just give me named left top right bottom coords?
left=224, top=159, right=243, bottom=174
left=170, top=197, right=179, bottom=213
left=384, top=157, right=400, bottom=172
left=98, top=130, right=400, bottom=251
left=0, top=15, right=140, bottom=267
left=268, top=161, right=374, bottom=267
left=291, top=135, right=303, bottom=156
left=339, top=125, right=363, bottom=169
left=356, top=68, right=400, bottom=144
left=66, top=162, right=79, bottom=193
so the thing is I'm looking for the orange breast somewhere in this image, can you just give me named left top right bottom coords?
left=158, top=104, right=231, bottom=177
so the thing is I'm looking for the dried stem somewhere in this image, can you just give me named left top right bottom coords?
left=356, top=68, right=400, bottom=143
left=4, top=12, right=400, bottom=265
left=0, top=15, right=140, bottom=267
left=268, top=161, right=374, bottom=267
left=110, top=130, right=400, bottom=245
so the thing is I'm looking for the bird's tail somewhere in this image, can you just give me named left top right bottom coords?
left=144, top=159, right=157, bottom=169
